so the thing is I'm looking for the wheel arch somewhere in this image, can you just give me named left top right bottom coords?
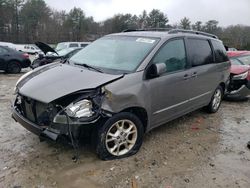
left=120, top=106, right=148, bottom=132
left=219, top=82, right=226, bottom=94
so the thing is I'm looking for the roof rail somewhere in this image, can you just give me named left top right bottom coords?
left=122, top=28, right=172, bottom=32
left=168, top=29, right=218, bottom=39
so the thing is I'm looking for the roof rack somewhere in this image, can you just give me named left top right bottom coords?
left=168, top=29, right=218, bottom=39
left=122, top=28, right=172, bottom=32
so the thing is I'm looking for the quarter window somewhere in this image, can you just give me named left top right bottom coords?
left=0, top=47, right=8, bottom=54
left=211, top=40, right=229, bottom=63
left=152, top=39, right=187, bottom=73
left=69, top=43, right=79, bottom=48
left=187, top=39, right=213, bottom=67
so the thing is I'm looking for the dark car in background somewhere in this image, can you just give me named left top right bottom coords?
left=0, top=45, right=31, bottom=73
left=226, top=51, right=250, bottom=99
left=31, top=42, right=82, bottom=69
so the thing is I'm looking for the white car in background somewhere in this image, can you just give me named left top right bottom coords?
left=15, top=44, right=41, bottom=55
left=55, top=42, right=91, bottom=51
left=0, top=42, right=17, bottom=50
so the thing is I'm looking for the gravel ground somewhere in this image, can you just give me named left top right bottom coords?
left=0, top=69, right=250, bottom=188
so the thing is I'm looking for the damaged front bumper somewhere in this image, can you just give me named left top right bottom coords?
left=11, top=93, right=102, bottom=142
left=226, top=80, right=250, bottom=99
left=12, top=106, right=60, bottom=140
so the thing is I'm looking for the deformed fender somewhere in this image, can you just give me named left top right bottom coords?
left=101, top=71, right=152, bottom=129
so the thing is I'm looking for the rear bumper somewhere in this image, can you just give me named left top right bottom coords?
left=21, top=59, right=31, bottom=68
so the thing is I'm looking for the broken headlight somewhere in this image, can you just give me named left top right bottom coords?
left=65, top=99, right=94, bottom=118
left=233, top=71, right=248, bottom=80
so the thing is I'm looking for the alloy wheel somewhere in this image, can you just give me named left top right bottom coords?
left=105, top=119, right=138, bottom=156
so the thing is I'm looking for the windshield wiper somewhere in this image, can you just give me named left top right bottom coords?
left=74, top=63, right=103, bottom=73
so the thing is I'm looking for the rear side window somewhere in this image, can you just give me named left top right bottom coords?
left=81, top=44, right=88, bottom=47
left=187, top=39, right=213, bottom=67
left=0, top=47, right=8, bottom=54
left=152, top=39, right=187, bottom=73
left=211, top=40, right=229, bottom=63
left=69, top=43, right=79, bottom=48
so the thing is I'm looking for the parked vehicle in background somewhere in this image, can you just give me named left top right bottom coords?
left=0, top=46, right=31, bottom=73
left=15, top=44, right=41, bottom=55
left=12, top=29, right=230, bottom=160
left=226, top=51, right=250, bottom=99
left=31, top=42, right=82, bottom=69
left=228, top=47, right=237, bottom=51
left=0, top=42, right=17, bottom=50
left=55, top=42, right=90, bottom=51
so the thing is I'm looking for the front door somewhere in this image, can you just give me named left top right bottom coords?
left=146, top=38, right=193, bottom=127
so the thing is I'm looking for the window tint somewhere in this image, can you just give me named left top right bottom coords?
left=0, top=47, right=8, bottom=54
left=81, top=44, right=88, bottom=47
left=230, top=58, right=243, bottom=65
left=238, top=55, right=250, bottom=65
left=187, top=39, right=213, bottom=67
left=69, top=43, right=79, bottom=48
left=152, top=39, right=186, bottom=73
left=211, top=40, right=229, bottom=63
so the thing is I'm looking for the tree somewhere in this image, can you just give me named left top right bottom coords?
left=179, top=17, right=191, bottom=30
left=20, top=0, right=51, bottom=42
left=204, top=20, right=219, bottom=34
left=146, top=9, right=168, bottom=28
left=138, top=10, right=148, bottom=29
left=65, top=7, right=86, bottom=41
left=192, top=21, right=203, bottom=31
left=11, top=0, right=24, bottom=42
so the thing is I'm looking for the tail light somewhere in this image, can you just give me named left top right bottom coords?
left=22, top=53, right=29, bottom=59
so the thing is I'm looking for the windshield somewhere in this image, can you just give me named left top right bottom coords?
left=238, top=55, right=250, bottom=65
left=57, top=48, right=77, bottom=56
left=55, top=43, right=67, bottom=51
left=230, top=58, right=244, bottom=65
left=70, top=36, right=159, bottom=73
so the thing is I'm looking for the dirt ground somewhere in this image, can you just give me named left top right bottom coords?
left=0, top=69, right=250, bottom=188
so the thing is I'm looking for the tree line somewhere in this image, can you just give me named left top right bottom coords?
left=1, top=0, right=250, bottom=50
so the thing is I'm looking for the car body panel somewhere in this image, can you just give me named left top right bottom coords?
left=226, top=51, right=250, bottom=98
left=0, top=45, right=31, bottom=71
left=17, top=63, right=123, bottom=103
left=230, top=65, right=250, bottom=75
left=12, top=30, right=230, bottom=141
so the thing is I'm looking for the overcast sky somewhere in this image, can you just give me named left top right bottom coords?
left=45, top=0, right=250, bottom=26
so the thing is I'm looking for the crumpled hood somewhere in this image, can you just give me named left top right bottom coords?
left=230, top=65, right=250, bottom=75
left=17, top=63, right=123, bottom=103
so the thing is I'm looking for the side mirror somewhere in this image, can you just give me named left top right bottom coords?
left=146, top=63, right=167, bottom=79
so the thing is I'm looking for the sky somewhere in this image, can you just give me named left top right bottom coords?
left=44, top=0, right=250, bottom=26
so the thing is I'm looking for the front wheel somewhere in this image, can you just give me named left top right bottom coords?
left=96, top=112, right=144, bottom=160
left=206, top=86, right=223, bottom=113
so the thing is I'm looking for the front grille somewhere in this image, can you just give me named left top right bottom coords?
left=16, top=94, right=57, bottom=126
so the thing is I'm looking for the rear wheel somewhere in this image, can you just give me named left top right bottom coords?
left=6, top=61, right=21, bottom=74
left=96, top=112, right=144, bottom=160
left=206, top=85, right=223, bottom=113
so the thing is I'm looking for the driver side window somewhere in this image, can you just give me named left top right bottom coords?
left=152, top=39, right=187, bottom=73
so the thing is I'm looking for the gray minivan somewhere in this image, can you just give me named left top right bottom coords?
left=12, top=29, right=230, bottom=160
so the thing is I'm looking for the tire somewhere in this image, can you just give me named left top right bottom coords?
left=6, top=61, right=21, bottom=74
left=206, top=85, right=223, bottom=113
left=96, top=112, right=144, bottom=160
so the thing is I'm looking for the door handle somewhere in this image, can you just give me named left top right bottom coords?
left=183, top=74, right=190, bottom=80
left=191, top=72, right=197, bottom=78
